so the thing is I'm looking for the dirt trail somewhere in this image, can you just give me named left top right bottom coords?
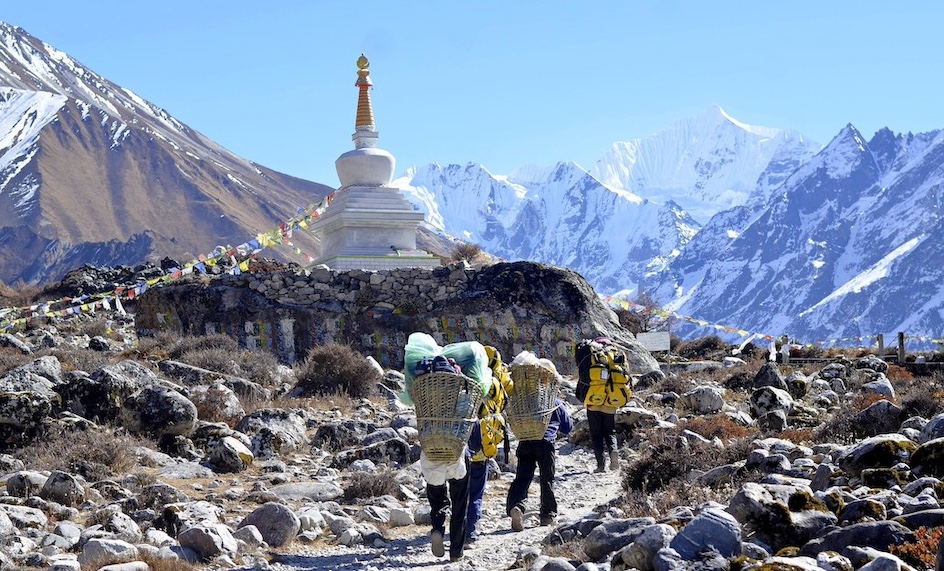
left=261, top=442, right=625, bottom=571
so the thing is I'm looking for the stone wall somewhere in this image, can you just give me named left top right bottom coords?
left=135, top=261, right=660, bottom=375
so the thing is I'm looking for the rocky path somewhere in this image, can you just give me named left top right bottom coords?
left=257, top=443, right=624, bottom=570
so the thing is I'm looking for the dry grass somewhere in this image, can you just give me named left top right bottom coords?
left=623, top=484, right=733, bottom=519
left=138, top=550, right=197, bottom=571
left=675, top=336, right=728, bottom=360
left=0, top=347, right=31, bottom=376
left=36, top=347, right=112, bottom=373
left=16, top=426, right=152, bottom=483
left=0, top=280, right=41, bottom=307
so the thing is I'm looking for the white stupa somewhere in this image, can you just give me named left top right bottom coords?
left=309, top=54, right=439, bottom=271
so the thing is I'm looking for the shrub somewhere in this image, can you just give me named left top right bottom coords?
left=623, top=428, right=753, bottom=493
left=675, top=336, right=728, bottom=360
left=128, top=330, right=184, bottom=361
left=16, top=426, right=149, bottom=482
left=0, top=280, right=41, bottom=307
left=37, top=348, right=111, bottom=374
left=888, top=526, right=942, bottom=570
left=897, top=372, right=944, bottom=419
left=343, top=471, right=402, bottom=501
left=451, top=242, right=484, bottom=264
left=168, top=334, right=240, bottom=359
left=681, top=415, right=754, bottom=441
left=0, top=347, right=31, bottom=376
left=293, top=343, right=381, bottom=398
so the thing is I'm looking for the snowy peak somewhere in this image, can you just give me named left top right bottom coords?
left=591, top=106, right=821, bottom=223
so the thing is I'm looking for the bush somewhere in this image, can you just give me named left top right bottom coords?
left=343, top=471, right=402, bottom=501
left=0, top=347, right=31, bottom=376
left=622, top=428, right=753, bottom=493
left=675, top=336, right=728, bottom=360
left=16, top=426, right=149, bottom=482
left=451, top=242, right=484, bottom=264
left=897, top=372, right=944, bottom=419
left=0, top=280, right=41, bottom=307
left=681, top=415, right=754, bottom=441
left=888, top=526, right=942, bottom=570
left=293, top=343, right=381, bottom=398
left=168, top=334, right=240, bottom=359
left=37, top=348, right=111, bottom=374
left=128, top=330, right=183, bottom=361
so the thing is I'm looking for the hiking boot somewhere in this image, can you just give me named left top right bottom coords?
left=450, top=551, right=464, bottom=562
left=430, top=529, right=445, bottom=557
left=510, top=506, right=524, bottom=531
left=609, top=450, right=620, bottom=471
left=540, top=514, right=556, bottom=526
left=594, top=463, right=606, bottom=473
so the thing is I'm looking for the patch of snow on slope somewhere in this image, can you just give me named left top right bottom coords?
left=801, top=236, right=923, bottom=315
left=0, top=88, right=67, bottom=198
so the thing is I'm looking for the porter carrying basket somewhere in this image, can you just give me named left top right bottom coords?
left=505, top=362, right=561, bottom=441
left=409, top=371, right=484, bottom=463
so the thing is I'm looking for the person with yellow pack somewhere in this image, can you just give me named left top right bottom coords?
left=575, top=337, right=631, bottom=473
left=465, top=345, right=513, bottom=543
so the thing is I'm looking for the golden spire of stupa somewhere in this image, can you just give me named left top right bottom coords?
left=354, top=53, right=374, bottom=130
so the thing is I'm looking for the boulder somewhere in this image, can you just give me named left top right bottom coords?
left=119, top=383, right=198, bottom=437
left=238, top=502, right=300, bottom=548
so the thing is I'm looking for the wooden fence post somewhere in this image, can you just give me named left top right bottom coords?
left=898, top=332, right=905, bottom=364
left=877, top=334, right=884, bottom=358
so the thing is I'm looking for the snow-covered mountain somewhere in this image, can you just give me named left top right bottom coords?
left=394, top=107, right=819, bottom=300
left=395, top=161, right=699, bottom=294
left=0, top=22, right=332, bottom=284
left=646, top=124, right=944, bottom=343
left=591, top=105, right=820, bottom=223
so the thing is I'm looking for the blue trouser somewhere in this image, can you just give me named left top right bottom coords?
left=466, top=460, right=489, bottom=539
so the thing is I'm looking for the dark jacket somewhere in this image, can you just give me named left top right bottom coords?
left=543, top=400, right=573, bottom=442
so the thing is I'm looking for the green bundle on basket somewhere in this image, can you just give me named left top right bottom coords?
left=506, top=352, right=562, bottom=441
left=409, top=371, right=485, bottom=463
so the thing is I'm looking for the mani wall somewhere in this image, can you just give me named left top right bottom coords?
left=134, top=260, right=660, bottom=376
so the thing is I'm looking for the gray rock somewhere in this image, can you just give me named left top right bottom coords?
left=77, top=538, right=138, bottom=568
left=238, top=502, right=300, bottom=547
left=919, top=413, right=944, bottom=443
left=856, top=400, right=904, bottom=437
left=233, top=524, right=265, bottom=548
left=7, top=470, right=48, bottom=498
left=752, top=363, right=787, bottom=391
left=836, top=434, right=918, bottom=478
left=0, top=333, right=31, bottom=354
left=583, top=517, right=655, bottom=562
left=177, top=523, right=238, bottom=559
left=189, top=382, right=245, bottom=424
left=726, top=482, right=837, bottom=551
left=855, top=355, right=889, bottom=374
left=270, top=481, right=344, bottom=502
left=861, top=374, right=895, bottom=400
left=910, top=437, right=944, bottom=478
left=119, top=383, right=198, bottom=437
left=618, top=523, right=675, bottom=571
left=669, top=508, right=741, bottom=560
left=208, top=435, right=254, bottom=473
left=156, top=461, right=214, bottom=479
left=798, top=520, right=915, bottom=558
left=236, top=408, right=310, bottom=459
left=39, top=471, right=85, bottom=507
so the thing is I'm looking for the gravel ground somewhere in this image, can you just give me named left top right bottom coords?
left=252, top=443, right=624, bottom=571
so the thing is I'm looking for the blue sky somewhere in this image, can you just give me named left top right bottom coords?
left=5, top=2, right=944, bottom=186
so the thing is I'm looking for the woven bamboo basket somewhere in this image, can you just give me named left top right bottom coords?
left=505, top=363, right=561, bottom=441
left=408, top=371, right=484, bottom=463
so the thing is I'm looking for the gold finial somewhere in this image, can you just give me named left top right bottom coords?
left=354, top=53, right=374, bottom=130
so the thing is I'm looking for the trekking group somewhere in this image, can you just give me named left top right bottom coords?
left=401, top=333, right=633, bottom=561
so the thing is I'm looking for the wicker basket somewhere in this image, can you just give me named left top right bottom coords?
left=505, top=363, right=561, bottom=441
left=409, top=371, right=484, bottom=463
